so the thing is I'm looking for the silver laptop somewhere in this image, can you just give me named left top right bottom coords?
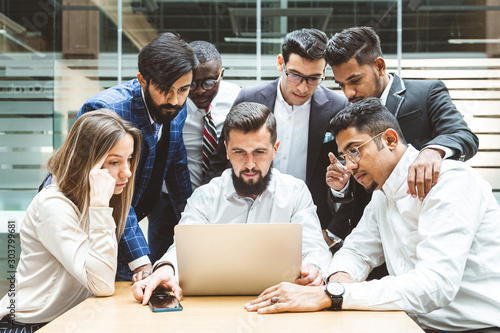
left=174, top=223, right=302, bottom=296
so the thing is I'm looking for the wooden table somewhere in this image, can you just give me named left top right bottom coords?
left=37, top=282, right=424, bottom=333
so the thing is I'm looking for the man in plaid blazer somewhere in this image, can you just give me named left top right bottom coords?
left=78, top=32, right=197, bottom=280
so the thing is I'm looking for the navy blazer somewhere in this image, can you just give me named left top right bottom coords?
left=205, top=78, right=349, bottom=229
left=78, top=79, right=192, bottom=279
left=328, top=74, right=479, bottom=240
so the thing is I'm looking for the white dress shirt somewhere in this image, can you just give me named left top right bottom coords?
left=273, top=78, right=310, bottom=182
left=0, top=183, right=117, bottom=323
left=183, top=80, right=241, bottom=189
left=157, top=168, right=331, bottom=276
left=328, top=146, right=500, bottom=331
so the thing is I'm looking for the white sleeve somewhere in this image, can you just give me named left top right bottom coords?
left=332, top=167, right=485, bottom=313
left=328, top=199, right=385, bottom=282
left=36, top=194, right=117, bottom=296
left=291, top=182, right=331, bottom=276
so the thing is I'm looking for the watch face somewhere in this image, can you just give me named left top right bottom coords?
left=327, top=282, right=345, bottom=297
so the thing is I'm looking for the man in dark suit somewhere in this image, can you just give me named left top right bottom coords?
left=205, top=28, right=349, bottom=234
left=324, top=26, right=479, bottom=257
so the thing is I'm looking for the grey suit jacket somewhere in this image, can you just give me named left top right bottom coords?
left=205, top=78, right=349, bottom=228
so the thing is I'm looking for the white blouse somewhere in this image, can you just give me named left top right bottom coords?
left=0, top=183, right=117, bottom=324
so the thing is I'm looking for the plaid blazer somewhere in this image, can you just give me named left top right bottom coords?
left=78, top=79, right=192, bottom=279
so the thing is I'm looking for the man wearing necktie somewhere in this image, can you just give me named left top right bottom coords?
left=148, top=41, right=240, bottom=263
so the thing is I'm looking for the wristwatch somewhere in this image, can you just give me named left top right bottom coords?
left=325, top=282, right=345, bottom=311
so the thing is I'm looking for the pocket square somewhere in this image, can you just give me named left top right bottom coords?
left=323, top=132, right=334, bottom=143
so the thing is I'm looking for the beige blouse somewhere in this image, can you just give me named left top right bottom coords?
left=0, top=183, right=117, bottom=324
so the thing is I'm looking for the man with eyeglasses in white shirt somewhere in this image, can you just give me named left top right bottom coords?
left=323, top=27, right=479, bottom=273
left=147, top=41, right=240, bottom=264
left=205, top=29, right=349, bottom=241
left=245, top=98, right=500, bottom=333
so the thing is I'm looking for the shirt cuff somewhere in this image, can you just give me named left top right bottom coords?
left=326, top=229, right=343, bottom=243
left=128, top=255, right=151, bottom=271
left=153, top=261, right=176, bottom=275
left=423, top=145, right=453, bottom=159
left=330, top=180, right=350, bottom=198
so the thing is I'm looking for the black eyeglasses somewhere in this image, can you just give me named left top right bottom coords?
left=335, top=131, right=385, bottom=170
left=190, top=68, right=224, bottom=91
left=283, top=63, right=324, bottom=86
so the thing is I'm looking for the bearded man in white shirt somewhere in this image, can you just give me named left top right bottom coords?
left=132, top=101, right=331, bottom=305
left=245, top=98, right=500, bottom=333
left=147, top=41, right=241, bottom=264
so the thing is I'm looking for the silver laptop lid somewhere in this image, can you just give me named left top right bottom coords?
left=175, top=223, right=302, bottom=296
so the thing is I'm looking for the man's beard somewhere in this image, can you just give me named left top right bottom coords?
left=364, top=181, right=379, bottom=193
left=232, top=167, right=272, bottom=198
left=144, top=83, right=182, bottom=124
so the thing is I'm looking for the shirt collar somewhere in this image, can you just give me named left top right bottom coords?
left=187, top=98, right=213, bottom=115
left=381, top=145, right=419, bottom=198
left=379, top=73, right=394, bottom=106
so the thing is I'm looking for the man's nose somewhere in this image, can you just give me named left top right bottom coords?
left=166, top=89, right=179, bottom=105
left=244, top=155, right=255, bottom=169
left=296, top=79, right=308, bottom=93
left=344, top=157, right=358, bottom=173
left=344, top=86, right=356, bottom=100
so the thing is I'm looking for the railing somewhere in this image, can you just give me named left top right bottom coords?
left=1, top=53, right=499, bottom=210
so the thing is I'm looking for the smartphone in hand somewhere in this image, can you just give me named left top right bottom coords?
left=148, top=293, right=183, bottom=312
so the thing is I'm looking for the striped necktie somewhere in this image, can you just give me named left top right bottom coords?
left=202, top=105, right=217, bottom=179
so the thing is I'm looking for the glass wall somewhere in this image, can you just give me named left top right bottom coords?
left=1, top=0, right=500, bottom=212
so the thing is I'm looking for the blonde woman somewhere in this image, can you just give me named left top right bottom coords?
left=0, top=109, right=141, bottom=332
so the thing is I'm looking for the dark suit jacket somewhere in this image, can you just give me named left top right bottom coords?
left=328, top=74, right=479, bottom=240
left=205, top=78, right=349, bottom=229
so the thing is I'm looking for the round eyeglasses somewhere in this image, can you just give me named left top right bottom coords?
left=283, top=63, right=324, bottom=86
left=190, top=68, right=224, bottom=91
left=335, top=131, right=385, bottom=171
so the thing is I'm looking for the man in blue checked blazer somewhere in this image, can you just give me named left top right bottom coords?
left=78, top=33, right=198, bottom=281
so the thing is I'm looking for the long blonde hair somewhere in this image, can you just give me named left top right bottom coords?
left=46, top=109, right=141, bottom=239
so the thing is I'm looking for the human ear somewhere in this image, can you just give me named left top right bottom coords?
left=277, top=55, right=284, bottom=72
left=272, top=140, right=280, bottom=159
left=384, top=129, right=399, bottom=150
left=374, top=57, right=387, bottom=76
left=137, top=73, right=147, bottom=89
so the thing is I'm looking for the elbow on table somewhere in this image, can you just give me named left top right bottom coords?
left=88, top=280, right=116, bottom=297
left=410, top=286, right=456, bottom=314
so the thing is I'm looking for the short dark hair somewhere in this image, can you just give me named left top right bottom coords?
left=329, top=97, right=406, bottom=147
left=282, top=28, right=328, bottom=64
left=189, top=41, right=222, bottom=67
left=138, top=32, right=198, bottom=94
left=223, top=102, right=277, bottom=144
left=325, top=26, right=383, bottom=67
